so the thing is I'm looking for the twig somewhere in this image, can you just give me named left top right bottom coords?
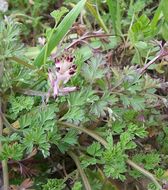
left=68, top=151, right=92, bottom=190
left=139, top=48, right=168, bottom=75
left=65, top=33, right=114, bottom=50
left=58, top=121, right=162, bottom=189
left=14, top=88, right=48, bottom=97
left=139, top=54, right=160, bottom=75
left=0, top=100, right=9, bottom=190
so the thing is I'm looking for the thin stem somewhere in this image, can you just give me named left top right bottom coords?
left=68, top=151, right=92, bottom=190
left=140, top=49, right=168, bottom=75
left=10, top=56, right=36, bottom=70
left=57, top=121, right=107, bottom=147
left=86, top=2, right=109, bottom=33
left=0, top=100, right=9, bottom=190
left=10, top=56, right=45, bottom=76
left=58, top=121, right=162, bottom=189
left=139, top=54, right=160, bottom=75
left=2, top=114, right=17, bottom=133
left=14, top=88, right=48, bottom=97
left=126, top=159, right=162, bottom=190
left=66, top=33, right=114, bottom=50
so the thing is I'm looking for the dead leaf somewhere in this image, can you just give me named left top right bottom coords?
left=20, top=178, right=33, bottom=189
left=29, top=0, right=34, bottom=5
left=26, top=148, right=37, bottom=159
left=10, top=185, right=19, bottom=190
left=11, top=120, right=20, bottom=129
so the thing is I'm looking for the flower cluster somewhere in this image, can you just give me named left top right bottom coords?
left=48, top=55, right=77, bottom=99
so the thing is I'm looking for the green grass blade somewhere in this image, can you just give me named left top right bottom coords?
left=161, top=0, right=168, bottom=21
left=107, top=0, right=121, bottom=36
left=151, top=0, right=163, bottom=28
left=86, top=2, right=109, bottom=33
left=34, top=0, right=86, bottom=67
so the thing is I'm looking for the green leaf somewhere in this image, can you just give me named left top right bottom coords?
left=120, top=132, right=136, bottom=150
left=62, top=129, right=78, bottom=145
left=61, top=106, right=86, bottom=123
left=34, top=0, right=86, bottom=67
left=90, top=94, right=118, bottom=117
left=120, top=95, right=145, bottom=111
left=135, top=41, right=148, bottom=49
left=161, top=0, right=168, bottom=22
left=127, top=124, right=147, bottom=138
left=81, top=157, right=98, bottom=168
left=130, top=153, right=161, bottom=179
left=42, top=179, right=66, bottom=190
left=90, top=100, right=107, bottom=117
left=127, top=0, right=146, bottom=17
left=87, top=142, right=103, bottom=157
left=86, top=2, right=108, bottom=33
left=8, top=95, right=34, bottom=120
left=148, top=183, right=159, bottom=190
left=77, top=36, right=119, bottom=61
left=23, top=127, right=50, bottom=157
left=123, top=110, right=137, bottom=121
left=86, top=169, right=119, bottom=190
left=107, top=0, right=121, bottom=35
left=151, top=0, right=162, bottom=28
left=56, top=129, right=78, bottom=153
left=68, top=88, right=98, bottom=107
left=39, top=106, right=56, bottom=125
left=103, top=146, right=127, bottom=181
left=162, top=21, right=168, bottom=40
left=130, top=14, right=155, bottom=42
left=81, top=55, right=107, bottom=83
left=72, top=182, right=82, bottom=190
left=50, top=7, right=69, bottom=24
left=19, top=104, right=58, bottom=129
left=129, top=96, right=145, bottom=111
left=106, top=133, right=113, bottom=149
left=112, top=121, right=125, bottom=134
left=0, top=143, right=23, bottom=161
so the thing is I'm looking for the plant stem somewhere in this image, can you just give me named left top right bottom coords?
left=0, top=99, right=9, bottom=190
left=57, top=121, right=107, bottom=147
left=10, top=56, right=45, bottom=76
left=126, top=159, right=162, bottom=189
left=139, top=54, right=160, bottom=75
left=66, top=33, right=114, bottom=50
left=85, top=2, right=109, bottom=33
left=68, top=151, right=92, bottom=190
left=140, top=49, right=168, bottom=75
left=10, top=56, right=36, bottom=70
left=58, top=121, right=162, bottom=189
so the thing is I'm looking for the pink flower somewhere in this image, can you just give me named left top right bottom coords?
left=47, top=55, right=77, bottom=99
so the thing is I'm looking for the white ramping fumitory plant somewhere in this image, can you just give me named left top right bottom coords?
left=48, top=55, right=77, bottom=99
